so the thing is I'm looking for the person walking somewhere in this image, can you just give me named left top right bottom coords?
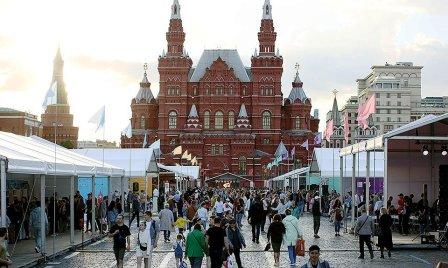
left=107, top=200, right=118, bottom=229
left=129, top=192, right=141, bottom=228
left=267, top=214, right=286, bottom=267
left=226, top=219, right=246, bottom=268
left=196, top=202, right=208, bottom=230
left=378, top=207, right=393, bottom=258
left=333, top=198, right=343, bottom=236
left=214, top=197, right=224, bottom=218
left=300, top=245, right=330, bottom=268
left=206, top=217, right=227, bottom=268
left=282, top=209, right=302, bottom=267
left=355, top=207, right=374, bottom=259
left=312, top=196, right=321, bottom=238
left=185, top=223, right=206, bottom=268
left=248, top=195, right=263, bottom=244
left=290, top=201, right=301, bottom=220
left=29, top=201, right=48, bottom=254
left=159, top=203, right=175, bottom=242
left=108, top=214, right=131, bottom=268
left=136, top=221, right=149, bottom=268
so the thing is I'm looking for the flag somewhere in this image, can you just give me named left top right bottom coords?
left=142, top=133, right=147, bottom=148
left=88, top=106, right=106, bottom=133
left=121, top=123, right=132, bottom=138
left=325, top=119, right=334, bottom=142
left=175, top=163, right=181, bottom=166
left=191, top=156, right=197, bottom=165
left=275, top=154, right=282, bottom=165
left=301, top=140, right=309, bottom=151
left=172, top=145, right=182, bottom=155
left=314, top=133, right=322, bottom=145
left=291, top=146, right=296, bottom=157
left=267, top=163, right=272, bottom=170
left=357, top=94, right=376, bottom=130
left=42, top=81, right=58, bottom=109
left=181, top=150, right=189, bottom=159
left=343, top=116, right=349, bottom=143
left=150, top=139, right=161, bottom=157
left=186, top=153, right=192, bottom=161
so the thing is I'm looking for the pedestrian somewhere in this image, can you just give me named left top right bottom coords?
left=282, top=209, right=302, bottom=267
left=248, top=195, right=263, bottom=244
left=85, top=193, right=94, bottom=232
left=312, top=196, right=321, bottom=238
left=175, top=215, right=188, bottom=235
left=136, top=221, right=149, bottom=268
left=108, top=214, right=131, bottom=268
left=300, top=245, right=330, bottom=268
left=226, top=219, right=246, bottom=268
left=173, top=234, right=186, bottom=268
left=29, top=201, right=48, bottom=254
left=378, top=207, right=393, bottom=258
left=267, top=214, right=286, bottom=267
left=159, top=203, right=175, bottom=242
left=355, top=207, right=374, bottom=259
left=214, top=197, right=224, bottom=218
left=187, top=201, right=198, bottom=230
left=143, top=211, right=159, bottom=267
left=196, top=202, right=208, bottom=230
left=332, top=198, right=343, bottom=236
left=397, top=193, right=405, bottom=234
left=107, top=200, right=118, bottom=229
left=290, top=201, right=301, bottom=219
left=206, top=217, right=227, bottom=268
left=185, top=223, right=206, bottom=268
left=129, top=192, right=141, bottom=228
left=0, top=228, right=11, bottom=267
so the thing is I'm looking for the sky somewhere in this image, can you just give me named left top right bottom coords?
left=1, top=0, right=448, bottom=143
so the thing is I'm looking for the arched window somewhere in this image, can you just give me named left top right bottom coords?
left=228, top=111, right=235, bottom=129
left=140, top=116, right=145, bottom=129
left=239, top=156, right=247, bottom=175
left=295, top=116, right=301, bottom=130
left=168, top=111, right=177, bottom=129
left=204, top=111, right=210, bottom=129
left=215, top=111, right=224, bottom=129
left=262, top=111, right=271, bottom=130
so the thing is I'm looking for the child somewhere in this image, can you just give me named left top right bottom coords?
left=174, top=215, right=187, bottom=235
left=172, top=234, right=185, bottom=268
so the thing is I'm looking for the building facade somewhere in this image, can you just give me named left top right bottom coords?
left=121, top=0, right=320, bottom=187
left=77, top=140, right=118, bottom=149
left=41, top=48, right=79, bottom=148
left=0, top=108, right=42, bottom=137
left=412, top=96, right=448, bottom=119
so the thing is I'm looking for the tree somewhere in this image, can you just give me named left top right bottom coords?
left=60, top=140, right=75, bottom=149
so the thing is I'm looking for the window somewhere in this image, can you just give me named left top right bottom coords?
left=262, top=111, right=271, bottom=129
left=168, top=111, right=177, bottom=129
left=204, top=111, right=210, bottom=129
left=348, top=113, right=351, bottom=117
left=375, top=93, right=380, bottom=98
left=376, top=101, right=380, bottom=106
left=211, top=145, right=216, bottom=155
left=169, top=139, right=176, bottom=145
left=375, top=83, right=382, bottom=88
left=215, top=111, right=224, bottom=129
left=398, top=117, right=401, bottom=122
left=229, top=87, right=234, bottom=95
left=228, top=111, right=235, bottom=129
left=238, top=156, right=247, bottom=175
left=205, top=86, right=210, bottom=95
left=193, top=87, right=197, bottom=95
left=262, top=138, right=270, bottom=144
left=384, top=83, right=392, bottom=89
left=397, top=109, right=401, bottom=114
left=397, top=101, right=401, bottom=106
left=387, top=101, right=390, bottom=106
left=295, top=116, right=301, bottom=130
left=216, top=85, right=223, bottom=95
left=404, top=80, right=408, bottom=87
left=219, top=145, right=224, bottom=155
left=140, top=116, right=145, bottom=129
left=242, top=87, right=247, bottom=96
left=387, top=117, right=391, bottom=122
left=376, top=117, right=380, bottom=122
left=387, top=93, right=391, bottom=98
left=397, top=93, right=401, bottom=98
left=387, top=109, right=390, bottom=114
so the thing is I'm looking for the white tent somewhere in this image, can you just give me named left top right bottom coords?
left=157, top=163, right=199, bottom=180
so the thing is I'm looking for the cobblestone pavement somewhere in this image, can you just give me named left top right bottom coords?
left=39, top=213, right=448, bottom=268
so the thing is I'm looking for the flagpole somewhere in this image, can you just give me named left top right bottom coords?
left=52, top=103, right=57, bottom=261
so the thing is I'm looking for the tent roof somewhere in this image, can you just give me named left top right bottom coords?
left=157, top=163, right=199, bottom=180
left=205, top=172, right=251, bottom=182
left=312, top=148, right=384, bottom=178
left=0, top=132, right=123, bottom=176
left=74, top=147, right=158, bottom=178
left=269, top=166, right=309, bottom=182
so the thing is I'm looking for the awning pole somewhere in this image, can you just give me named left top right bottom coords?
left=91, top=175, right=96, bottom=235
left=339, top=156, right=343, bottom=194
left=40, top=174, right=46, bottom=257
left=351, top=154, right=356, bottom=226
left=366, top=151, right=370, bottom=215
left=0, top=159, right=6, bottom=228
left=383, top=139, right=388, bottom=208
left=70, top=175, right=75, bottom=246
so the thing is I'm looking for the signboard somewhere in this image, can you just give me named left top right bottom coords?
left=164, top=182, right=169, bottom=192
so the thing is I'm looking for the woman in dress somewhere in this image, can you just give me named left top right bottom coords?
left=332, top=198, right=343, bottom=236
left=378, top=207, right=393, bottom=258
left=136, top=221, right=149, bottom=268
left=267, top=214, right=286, bottom=267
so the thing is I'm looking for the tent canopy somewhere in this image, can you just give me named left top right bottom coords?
left=74, top=147, right=158, bottom=178
left=205, top=172, right=250, bottom=182
left=157, top=163, right=199, bottom=180
left=311, top=148, right=384, bottom=178
left=0, top=132, right=123, bottom=177
left=269, top=167, right=309, bottom=182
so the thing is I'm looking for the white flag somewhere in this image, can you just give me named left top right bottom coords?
left=181, top=150, right=189, bottom=159
left=301, top=140, right=309, bottom=151
left=142, top=133, right=147, bottom=148
left=88, top=106, right=106, bottom=133
left=42, top=81, right=58, bottom=109
left=121, top=123, right=132, bottom=138
left=172, top=145, right=182, bottom=155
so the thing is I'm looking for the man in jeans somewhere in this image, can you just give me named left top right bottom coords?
left=312, top=196, right=321, bottom=238
left=206, top=217, right=227, bottom=268
left=108, top=214, right=131, bottom=268
left=129, top=192, right=140, bottom=228
left=248, top=195, right=263, bottom=243
left=355, top=207, right=374, bottom=259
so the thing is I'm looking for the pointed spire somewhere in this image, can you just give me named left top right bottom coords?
left=331, top=90, right=341, bottom=126
left=235, top=103, right=251, bottom=130
left=238, top=103, right=248, bottom=118
left=51, top=46, right=67, bottom=105
left=171, top=0, right=181, bottom=20
left=188, top=104, right=198, bottom=118
left=55, top=46, right=63, bottom=63
left=185, top=104, right=201, bottom=130
left=288, top=64, right=307, bottom=103
left=262, top=0, right=273, bottom=20
left=135, top=63, right=154, bottom=103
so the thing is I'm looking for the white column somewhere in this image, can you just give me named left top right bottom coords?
left=383, top=139, right=388, bottom=208
left=120, top=176, right=125, bottom=210
left=0, top=159, right=6, bottom=227
left=339, top=156, right=343, bottom=194
left=91, top=175, right=96, bottom=234
left=366, top=152, right=370, bottom=215
left=70, top=176, right=75, bottom=246
left=351, top=154, right=356, bottom=226
left=40, top=174, right=46, bottom=256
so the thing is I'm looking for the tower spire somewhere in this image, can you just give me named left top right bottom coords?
left=166, top=0, right=186, bottom=57
left=257, top=0, right=277, bottom=56
left=262, top=0, right=273, bottom=20
left=171, top=0, right=181, bottom=20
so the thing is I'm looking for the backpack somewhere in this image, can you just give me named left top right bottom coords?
left=174, top=242, right=183, bottom=258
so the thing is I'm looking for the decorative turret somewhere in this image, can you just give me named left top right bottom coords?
left=185, top=104, right=202, bottom=130
left=262, top=0, right=273, bottom=20
left=165, top=0, right=186, bottom=57
left=257, top=0, right=277, bottom=56
left=330, top=90, right=341, bottom=126
left=134, top=63, right=155, bottom=103
left=52, top=46, right=68, bottom=105
left=171, top=0, right=181, bottom=19
left=287, top=67, right=308, bottom=103
left=235, top=104, right=251, bottom=130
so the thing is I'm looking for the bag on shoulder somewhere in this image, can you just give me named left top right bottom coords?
left=138, top=233, right=147, bottom=251
left=295, top=239, right=305, bottom=257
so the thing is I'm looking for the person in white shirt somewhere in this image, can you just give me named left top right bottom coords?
left=224, top=199, right=234, bottom=214
left=214, top=197, right=224, bottom=218
left=196, top=203, right=208, bottom=230
left=374, top=196, right=383, bottom=219
left=136, top=221, right=149, bottom=268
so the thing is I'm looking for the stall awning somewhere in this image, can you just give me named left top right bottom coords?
left=157, top=163, right=199, bottom=180
left=205, top=172, right=251, bottom=182
left=269, top=167, right=309, bottom=182
left=0, top=132, right=124, bottom=177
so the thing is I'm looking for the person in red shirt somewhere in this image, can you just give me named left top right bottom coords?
left=397, top=194, right=405, bottom=234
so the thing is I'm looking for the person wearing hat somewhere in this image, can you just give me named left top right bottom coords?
left=226, top=219, right=246, bottom=268
left=312, top=196, right=321, bottom=238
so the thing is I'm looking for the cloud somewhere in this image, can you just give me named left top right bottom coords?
left=0, top=60, right=34, bottom=92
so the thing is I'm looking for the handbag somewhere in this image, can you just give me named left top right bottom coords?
left=138, top=233, right=148, bottom=251
left=295, top=239, right=305, bottom=256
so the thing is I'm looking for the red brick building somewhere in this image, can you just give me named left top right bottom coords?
left=41, top=48, right=79, bottom=148
left=0, top=108, right=42, bottom=137
left=122, top=0, right=319, bottom=187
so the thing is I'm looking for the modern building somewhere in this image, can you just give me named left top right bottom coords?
left=41, top=48, right=79, bottom=148
left=357, top=62, right=422, bottom=134
left=412, top=96, right=448, bottom=120
left=121, top=0, right=320, bottom=187
left=77, top=140, right=118, bottom=149
left=0, top=107, right=42, bottom=136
